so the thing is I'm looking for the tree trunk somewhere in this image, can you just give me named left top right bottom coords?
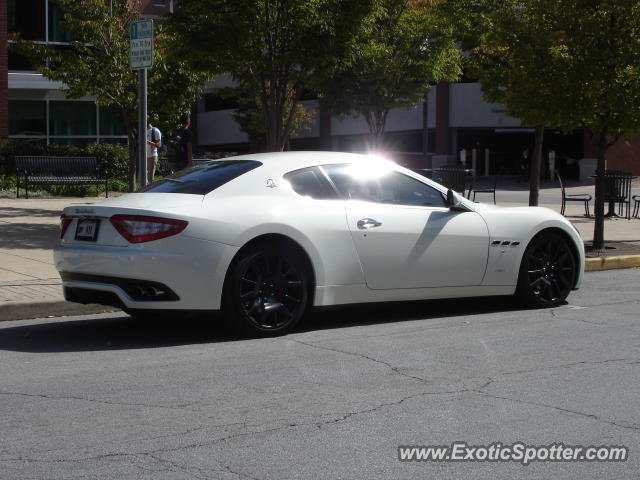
left=266, top=107, right=278, bottom=152
left=248, top=132, right=260, bottom=153
left=592, top=135, right=609, bottom=250
left=368, top=126, right=383, bottom=150
left=262, top=79, right=279, bottom=152
left=278, top=86, right=302, bottom=152
left=365, top=109, right=389, bottom=152
left=529, top=125, right=544, bottom=206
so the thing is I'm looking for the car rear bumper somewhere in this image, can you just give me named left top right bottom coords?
left=54, top=237, right=239, bottom=310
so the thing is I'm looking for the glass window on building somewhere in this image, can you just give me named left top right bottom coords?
left=9, top=101, right=127, bottom=144
left=99, top=106, right=127, bottom=137
left=9, top=100, right=47, bottom=136
left=49, top=101, right=96, bottom=137
left=48, top=138, right=94, bottom=146
left=204, top=94, right=239, bottom=112
left=48, top=1, right=72, bottom=42
left=49, top=135, right=129, bottom=146
left=8, top=0, right=46, bottom=41
left=8, top=51, right=34, bottom=71
left=386, top=132, right=423, bottom=153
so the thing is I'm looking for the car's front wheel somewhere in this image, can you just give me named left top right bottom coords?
left=516, top=231, right=576, bottom=308
left=222, top=244, right=309, bottom=337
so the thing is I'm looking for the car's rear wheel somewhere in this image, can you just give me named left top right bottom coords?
left=517, top=231, right=576, bottom=308
left=222, top=244, right=309, bottom=337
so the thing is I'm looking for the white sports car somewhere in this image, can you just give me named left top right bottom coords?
left=55, top=151, right=584, bottom=336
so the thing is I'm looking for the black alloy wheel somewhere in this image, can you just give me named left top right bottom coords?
left=517, top=232, right=576, bottom=308
left=224, top=245, right=309, bottom=336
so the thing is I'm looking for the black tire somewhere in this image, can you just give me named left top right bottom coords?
left=222, top=244, right=309, bottom=337
left=516, top=231, right=576, bottom=308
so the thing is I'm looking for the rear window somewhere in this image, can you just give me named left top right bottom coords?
left=284, top=167, right=339, bottom=200
left=140, top=160, right=261, bottom=195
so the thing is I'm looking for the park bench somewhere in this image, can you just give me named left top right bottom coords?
left=15, top=156, right=108, bottom=199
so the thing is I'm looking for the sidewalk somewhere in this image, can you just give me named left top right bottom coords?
left=1, top=181, right=639, bottom=321
left=0, top=197, right=117, bottom=321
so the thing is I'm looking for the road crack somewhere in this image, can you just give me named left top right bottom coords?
left=289, top=338, right=428, bottom=384
left=497, top=357, right=640, bottom=378
left=469, top=387, right=640, bottom=432
left=0, top=390, right=204, bottom=412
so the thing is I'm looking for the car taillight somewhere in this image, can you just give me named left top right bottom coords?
left=110, top=215, right=188, bottom=243
left=60, top=216, right=72, bottom=239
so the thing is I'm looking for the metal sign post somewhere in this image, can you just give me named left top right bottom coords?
left=130, top=19, right=154, bottom=188
left=137, top=70, right=147, bottom=187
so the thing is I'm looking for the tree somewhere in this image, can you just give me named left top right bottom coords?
left=455, top=0, right=548, bottom=206
left=214, top=84, right=315, bottom=151
left=467, top=0, right=640, bottom=248
left=319, top=0, right=461, bottom=148
left=151, top=30, right=211, bottom=137
left=11, top=0, right=208, bottom=190
left=167, top=0, right=374, bottom=152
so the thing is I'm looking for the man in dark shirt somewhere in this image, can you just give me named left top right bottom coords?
left=177, top=114, right=193, bottom=169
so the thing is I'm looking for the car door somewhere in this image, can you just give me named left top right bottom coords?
left=322, top=163, right=490, bottom=290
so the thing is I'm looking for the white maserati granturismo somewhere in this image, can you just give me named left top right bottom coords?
left=54, top=151, right=584, bottom=336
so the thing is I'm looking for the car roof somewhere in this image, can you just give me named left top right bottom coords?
left=219, top=151, right=394, bottom=176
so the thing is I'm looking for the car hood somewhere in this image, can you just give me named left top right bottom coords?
left=468, top=201, right=502, bottom=212
left=472, top=202, right=563, bottom=218
left=470, top=203, right=560, bottom=217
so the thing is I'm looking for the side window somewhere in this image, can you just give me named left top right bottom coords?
left=284, top=167, right=339, bottom=200
left=323, top=164, right=446, bottom=207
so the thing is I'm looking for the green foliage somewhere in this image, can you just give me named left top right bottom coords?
left=149, top=27, right=210, bottom=135
left=319, top=0, right=461, bottom=143
left=465, top=0, right=640, bottom=247
left=168, top=0, right=374, bottom=151
left=215, top=85, right=315, bottom=146
left=35, top=184, right=109, bottom=197
left=439, top=0, right=499, bottom=52
left=11, top=0, right=140, bottom=127
left=0, top=174, right=16, bottom=191
left=10, top=0, right=208, bottom=189
left=83, top=143, right=130, bottom=178
left=0, top=140, right=128, bottom=178
left=468, top=0, right=640, bottom=137
left=0, top=140, right=47, bottom=175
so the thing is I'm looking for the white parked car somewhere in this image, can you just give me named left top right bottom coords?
left=55, top=151, right=584, bottom=336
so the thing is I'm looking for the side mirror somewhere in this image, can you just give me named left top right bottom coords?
left=446, top=189, right=465, bottom=211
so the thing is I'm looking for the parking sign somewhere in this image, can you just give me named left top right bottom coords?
left=130, top=20, right=154, bottom=69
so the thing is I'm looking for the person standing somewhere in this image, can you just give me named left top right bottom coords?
left=519, top=147, right=530, bottom=182
left=146, top=117, right=162, bottom=183
left=177, top=113, right=193, bottom=169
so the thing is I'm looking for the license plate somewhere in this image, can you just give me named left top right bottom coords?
left=75, top=219, right=100, bottom=241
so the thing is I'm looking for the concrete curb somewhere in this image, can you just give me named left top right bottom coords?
left=585, top=254, right=640, bottom=272
left=0, top=300, right=118, bottom=322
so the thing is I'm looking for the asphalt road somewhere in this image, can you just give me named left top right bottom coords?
left=1, top=269, right=639, bottom=480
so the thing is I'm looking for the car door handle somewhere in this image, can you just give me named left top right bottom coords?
left=357, top=218, right=382, bottom=229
